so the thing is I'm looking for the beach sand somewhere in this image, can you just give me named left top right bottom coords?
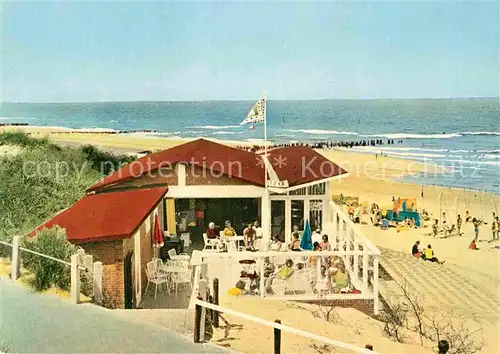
left=2, top=126, right=499, bottom=352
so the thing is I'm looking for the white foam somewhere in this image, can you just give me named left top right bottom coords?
left=212, top=131, right=243, bottom=135
left=361, top=132, right=462, bottom=139
left=460, top=131, right=500, bottom=136
left=110, top=120, right=119, bottom=123
left=189, top=125, right=240, bottom=130
left=0, top=116, right=38, bottom=120
left=384, top=151, right=446, bottom=158
left=291, top=129, right=359, bottom=135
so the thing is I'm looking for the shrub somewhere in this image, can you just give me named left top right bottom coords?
left=21, top=227, right=76, bottom=291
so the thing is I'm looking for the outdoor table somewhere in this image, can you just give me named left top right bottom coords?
left=169, top=254, right=190, bottom=262
left=227, top=235, right=244, bottom=250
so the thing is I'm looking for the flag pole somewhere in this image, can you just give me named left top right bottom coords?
left=264, top=92, right=268, bottom=191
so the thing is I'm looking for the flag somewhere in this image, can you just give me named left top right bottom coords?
left=240, top=96, right=266, bottom=125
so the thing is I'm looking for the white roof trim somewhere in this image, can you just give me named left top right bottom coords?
left=284, top=173, right=349, bottom=193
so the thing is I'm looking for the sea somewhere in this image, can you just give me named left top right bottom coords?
left=1, top=98, right=499, bottom=194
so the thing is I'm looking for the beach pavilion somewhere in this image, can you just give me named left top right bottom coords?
left=31, top=138, right=348, bottom=308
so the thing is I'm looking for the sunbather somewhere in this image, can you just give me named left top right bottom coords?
left=265, top=259, right=294, bottom=292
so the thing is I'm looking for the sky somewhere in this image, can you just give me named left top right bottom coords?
left=1, top=1, right=499, bottom=102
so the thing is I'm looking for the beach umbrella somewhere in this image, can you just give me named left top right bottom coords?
left=153, top=214, right=164, bottom=248
left=300, top=219, right=313, bottom=250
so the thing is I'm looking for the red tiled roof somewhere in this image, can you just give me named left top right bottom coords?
left=267, top=146, right=347, bottom=187
left=30, top=187, right=168, bottom=243
left=88, top=139, right=267, bottom=191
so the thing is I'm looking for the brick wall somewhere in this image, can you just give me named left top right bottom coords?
left=297, top=299, right=375, bottom=316
left=79, top=240, right=125, bottom=308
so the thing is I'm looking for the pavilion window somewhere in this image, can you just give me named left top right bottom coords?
left=307, top=182, right=326, bottom=195
left=309, top=199, right=323, bottom=230
left=291, top=200, right=305, bottom=229
left=289, top=187, right=307, bottom=196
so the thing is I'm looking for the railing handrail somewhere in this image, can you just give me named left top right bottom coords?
left=330, top=201, right=381, bottom=255
left=195, top=299, right=376, bottom=354
left=199, top=249, right=379, bottom=258
left=0, top=239, right=72, bottom=267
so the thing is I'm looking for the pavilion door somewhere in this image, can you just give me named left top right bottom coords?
left=271, top=200, right=285, bottom=241
left=124, top=251, right=134, bottom=309
left=309, top=200, right=323, bottom=231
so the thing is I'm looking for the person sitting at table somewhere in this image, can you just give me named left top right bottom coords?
left=223, top=220, right=236, bottom=237
left=206, top=222, right=218, bottom=239
left=292, top=224, right=300, bottom=239
left=253, top=220, right=263, bottom=249
left=243, top=223, right=256, bottom=249
left=269, top=235, right=282, bottom=251
left=331, top=263, right=351, bottom=293
left=320, top=234, right=331, bottom=251
left=289, top=233, right=301, bottom=251
left=312, top=228, right=322, bottom=245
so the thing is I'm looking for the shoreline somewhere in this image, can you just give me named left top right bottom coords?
left=1, top=124, right=499, bottom=196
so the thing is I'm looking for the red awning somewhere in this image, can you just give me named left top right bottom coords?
left=30, top=187, right=168, bottom=243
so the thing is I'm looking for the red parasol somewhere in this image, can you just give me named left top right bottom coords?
left=153, top=214, right=164, bottom=248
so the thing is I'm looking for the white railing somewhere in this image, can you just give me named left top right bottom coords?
left=0, top=236, right=103, bottom=304
left=194, top=299, right=377, bottom=354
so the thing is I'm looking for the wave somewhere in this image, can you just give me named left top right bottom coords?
left=291, top=129, right=359, bottom=135
left=189, top=125, right=240, bottom=130
left=387, top=154, right=500, bottom=167
left=460, top=131, right=500, bottom=136
left=385, top=151, right=447, bottom=158
left=212, top=131, right=243, bottom=135
left=361, top=132, right=462, bottom=139
left=0, top=116, right=39, bottom=120
left=351, top=146, right=470, bottom=153
left=110, top=120, right=119, bottom=123
left=477, top=149, right=500, bottom=154
left=480, top=154, right=500, bottom=160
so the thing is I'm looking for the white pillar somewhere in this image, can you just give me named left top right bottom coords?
left=259, top=256, right=265, bottom=298
left=351, top=229, right=358, bottom=282
left=93, top=261, right=103, bottom=304
left=11, top=236, right=21, bottom=281
left=70, top=254, right=80, bottom=304
left=285, top=197, right=292, bottom=244
left=373, top=256, right=380, bottom=315
left=261, top=192, right=271, bottom=249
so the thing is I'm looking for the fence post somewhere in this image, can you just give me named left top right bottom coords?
left=93, top=261, right=103, bottom=304
left=70, top=254, right=80, bottom=304
left=373, top=256, right=380, bottom=315
left=11, top=236, right=21, bottom=281
left=199, top=279, right=207, bottom=342
left=194, top=296, right=202, bottom=343
left=274, top=319, right=281, bottom=354
left=213, top=278, right=219, bottom=328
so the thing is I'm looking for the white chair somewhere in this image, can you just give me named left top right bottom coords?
left=226, top=241, right=237, bottom=253
left=168, top=248, right=190, bottom=262
left=203, top=233, right=222, bottom=252
left=145, top=261, right=169, bottom=299
left=170, top=269, right=192, bottom=296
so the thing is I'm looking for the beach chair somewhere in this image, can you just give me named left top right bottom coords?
left=145, top=261, right=169, bottom=299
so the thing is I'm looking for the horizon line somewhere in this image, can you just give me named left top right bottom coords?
left=1, top=96, right=499, bottom=104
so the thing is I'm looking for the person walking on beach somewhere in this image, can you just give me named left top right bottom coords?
left=432, top=219, right=439, bottom=237
left=457, top=214, right=462, bottom=236
left=491, top=215, right=497, bottom=241
left=421, top=186, right=424, bottom=198
left=472, top=218, right=480, bottom=242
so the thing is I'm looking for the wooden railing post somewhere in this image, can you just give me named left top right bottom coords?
left=213, top=278, right=219, bottom=328
left=274, top=319, right=281, bottom=354
left=194, top=296, right=202, bottom=343
left=199, top=279, right=207, bottom=342
left=70, top=254, right=80, bottom=304
left=11, top=236, right=21, bottom=281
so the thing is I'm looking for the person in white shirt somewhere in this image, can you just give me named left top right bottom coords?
left=312, top=228, right=322, bottom=245
left=253, top=220, right=263, bottom=250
